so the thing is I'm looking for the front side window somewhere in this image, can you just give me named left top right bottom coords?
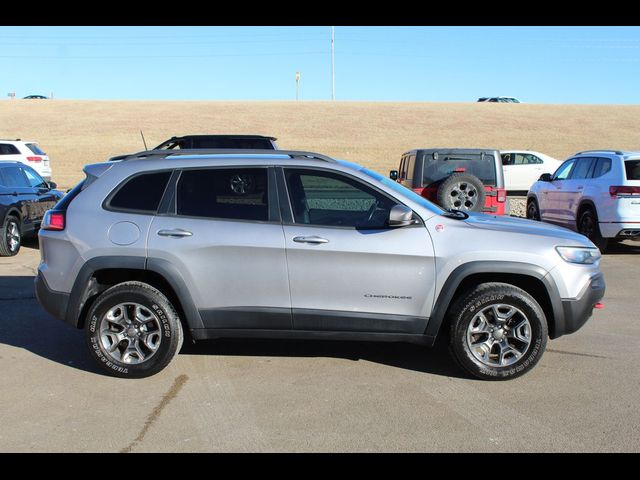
left=553, top=159, right=575, bottom=181
left=109, top=171, right=172, bottom=213
left=22, top=166, right=47, bottom=188
left=285, top=169, right=395, bottom=229
left=177, top=168, right=269, bottom=221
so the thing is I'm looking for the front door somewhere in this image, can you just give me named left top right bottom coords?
left=280, top=167, right=436, bottom=334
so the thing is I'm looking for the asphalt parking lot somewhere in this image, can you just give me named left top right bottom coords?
left=1, top=240, right=639, bottom=452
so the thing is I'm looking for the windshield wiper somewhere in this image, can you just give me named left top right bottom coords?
left=441, top=209, right=469, bottom=220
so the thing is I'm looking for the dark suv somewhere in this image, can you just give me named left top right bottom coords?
left=0, top=161, right=62, bottom=256
left=154, top=135, right=278, bottom=150
left=391, top=149, right=507, bottom=215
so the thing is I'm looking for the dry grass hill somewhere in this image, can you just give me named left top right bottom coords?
left=2, top=100, right=640, bottom=189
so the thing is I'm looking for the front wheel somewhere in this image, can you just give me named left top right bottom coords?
left=448, top=283, right=548, bottom=380
left=526, top=199, right=540, bottom=221
left=85, top=281, right=184, bottom=378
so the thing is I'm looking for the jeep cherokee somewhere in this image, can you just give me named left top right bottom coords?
left=35, top=149, right=605, bottom=380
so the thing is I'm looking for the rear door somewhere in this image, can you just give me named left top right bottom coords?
left=147, top=166, right=292, bottom=330
left=562, top=157, right=596, bottom=228
left=279, top=166, right=435, bottom=334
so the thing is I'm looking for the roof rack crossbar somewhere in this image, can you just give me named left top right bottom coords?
left=115, top=149, right=337, bottom=163
left=576, top=149, right=625, bottom=155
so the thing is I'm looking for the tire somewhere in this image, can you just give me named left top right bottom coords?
left=448, top=283, right=548, bottom=381
left=85, top=281, right=184, bottom=378
left=526, top=198, right=540, bottom=221
left=0, top=215, right=21, bottom=257
left=436, top=173, right=486, bottom=212
left=578, top=208, right=608, bottom=253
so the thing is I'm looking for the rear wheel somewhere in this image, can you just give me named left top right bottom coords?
left=578, top=208, right=608, bottom=253
left=448, top=283, right=548, bottom=380
left=85, top=281, right=184, bottom=378
left=0, top=215, right=21, bottom=257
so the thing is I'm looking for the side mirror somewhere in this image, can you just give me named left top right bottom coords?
left=47, top=181, right=57, bottom=189
left=539, top=173, right=553, bottom=182
left=388, top=205, right=414, bottom=227
left=389, top=170, right=399, bottom=181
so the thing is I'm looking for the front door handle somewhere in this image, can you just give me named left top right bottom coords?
left=157, top=229, right=193, bottom=238
left=577, top=186, right=584, bottom=190
left=293, top=235, right=329, bottom=244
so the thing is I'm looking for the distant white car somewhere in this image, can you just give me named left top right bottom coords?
left=527, top=149, right=640, bottom=252
left=0, top=139, right=52, bottom=181
left=501, top=150, right=562, bottom=192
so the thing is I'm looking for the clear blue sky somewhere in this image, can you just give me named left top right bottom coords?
left=1, top=26, right=640, bottom=103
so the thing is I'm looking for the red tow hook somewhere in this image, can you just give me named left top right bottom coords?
left=594, top=303, right=605, bottom=310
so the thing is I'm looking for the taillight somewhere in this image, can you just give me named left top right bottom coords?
left=413, top=187, right=425, bottom=195
left=497, top=188, right=507, bottom=203
left=609, top=186, right=640, bottom=197
left=26, top=156, right=42, bottom=163
left=42, top=211, right=65, bottom=231
left=454, top=167, right=466, bottom=173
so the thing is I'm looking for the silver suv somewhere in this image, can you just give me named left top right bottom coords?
left=35, top=150, right=606, bottom=380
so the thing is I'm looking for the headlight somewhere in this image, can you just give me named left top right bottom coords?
left=555, top=246, right=601, bottom=264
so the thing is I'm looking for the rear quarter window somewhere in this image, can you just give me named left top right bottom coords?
left=26, top=143, right=46, bottom=155
left=625, top=160, right=640, bottom=180
left=107, top=171, right=172, bottom=213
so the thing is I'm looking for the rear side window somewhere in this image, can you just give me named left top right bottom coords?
left=625, top=160, right=640, bottom=180
left=26, top=143, right=46, bottom=155
left=176, top=168, right=268, bottom=221
left=0, top=144, right=21, bottom=155
left=108, top=171, right=172, bottom=213
left=570, top=157, right=595, bottom=179
left=591, top=157, right=612, bottom=178
left=0, top=166, right=29, bottom=187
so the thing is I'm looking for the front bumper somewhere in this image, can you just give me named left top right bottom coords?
left=35, top=271, right=72, bottom=327
left=558, top=273, right=605, bottom=337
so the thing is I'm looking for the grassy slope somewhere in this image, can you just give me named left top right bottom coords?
left=1, top=100, right=639, bottom=188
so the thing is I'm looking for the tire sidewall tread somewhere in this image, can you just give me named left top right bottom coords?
left=85, top=281, right=183, bottom=378
left=448, top=282, right=548, bottom=381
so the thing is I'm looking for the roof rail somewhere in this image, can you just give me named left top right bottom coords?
left=575, top=149, right=625, bottom=155
left=110, top=149, right=337, bottom=163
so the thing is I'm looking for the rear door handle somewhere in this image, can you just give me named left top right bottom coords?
left=157, top=229, right=193, bottom=238
left=293, top=235, right=329, bottom=244
left=577, top=186, right=584, bottom=190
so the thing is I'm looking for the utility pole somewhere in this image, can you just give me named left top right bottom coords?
left=296, top=71, right=300, bottom=101
left=331, top=26, right=335, bottom=101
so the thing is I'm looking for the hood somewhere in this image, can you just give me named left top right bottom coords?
left=463, top=212, right=594, bottom=246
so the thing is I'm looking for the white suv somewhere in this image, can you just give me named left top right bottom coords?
left=527, top=150, right=640, bottom=252
left=0, top=139, right=52, bottom=181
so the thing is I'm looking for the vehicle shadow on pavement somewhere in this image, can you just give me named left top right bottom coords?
left=0, top=275, right=103, bottom=375
left=606, top=240, right=640, bottom=255
left=21, top=237, right=40, bottom=251
left=180, top=335, right=470, bottom=379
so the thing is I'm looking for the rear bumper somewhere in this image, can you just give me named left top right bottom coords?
left=599, top=221, right=640, bottom=239
left=557, top=273, right=605, bottom=337
left=34, top=271, right=73, bottom=327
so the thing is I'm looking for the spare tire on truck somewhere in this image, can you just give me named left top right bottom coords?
left=436, top=172, right=486, bottom=212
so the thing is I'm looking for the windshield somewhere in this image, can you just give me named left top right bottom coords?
left=357, top=166, right=445, bottom=215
